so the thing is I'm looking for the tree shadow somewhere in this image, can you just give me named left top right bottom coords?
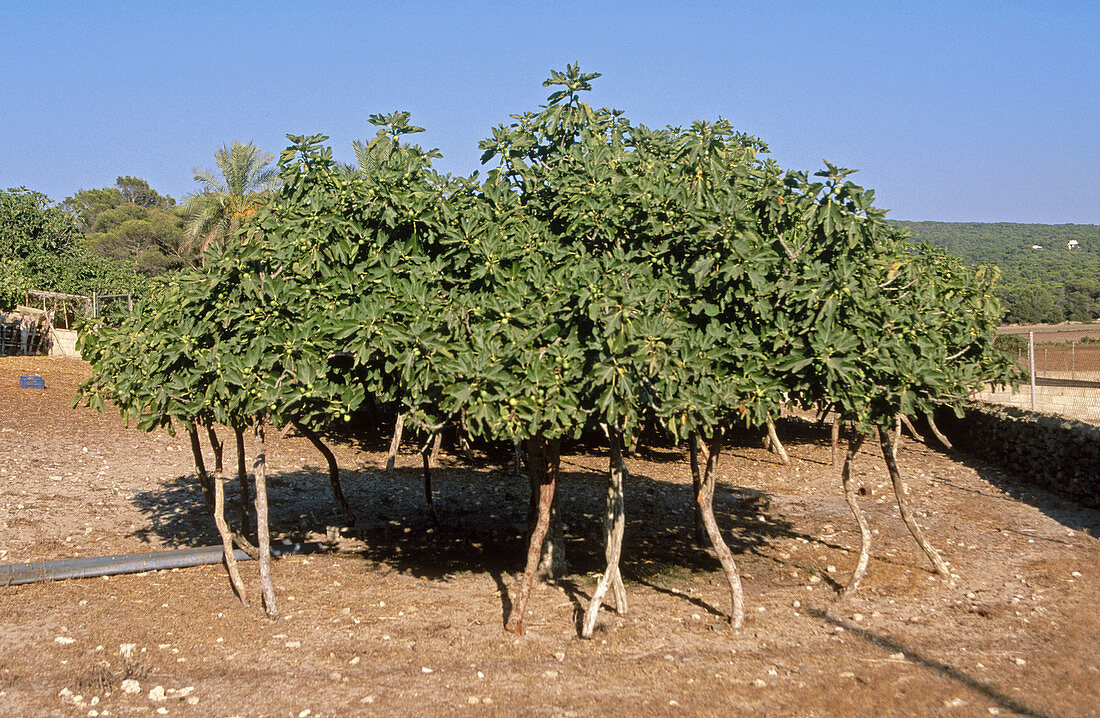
left=908, top=411, right=1100, bottom=538
left=126, top=466, right=360, bottom=548
left=807, top=607, right=1055, bottom=718
left=126, top=443, right=804, bottom=626
left=769, top=411, right=1100, bottom=539
left=627, top=575, right=725, bottom=618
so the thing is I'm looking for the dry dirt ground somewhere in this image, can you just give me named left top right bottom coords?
left=1, top=356, right=1098, bottom=718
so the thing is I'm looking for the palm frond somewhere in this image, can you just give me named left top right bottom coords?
left=181, top=140, right=278, bottom=264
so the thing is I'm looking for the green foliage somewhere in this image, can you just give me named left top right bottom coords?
left=994, top=333, right=1028, bottom=353
left=0, top=258, right=33, bottom=310
left=80, top=66, right=1016, bottom=453
left=79, top=124, right=447, bottom=435
left=1, top=187, right=79, bottom=259
left=0, top=186, right=146, bottom=312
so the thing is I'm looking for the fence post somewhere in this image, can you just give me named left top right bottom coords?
left=1028, top=331, right=1036, bottom=411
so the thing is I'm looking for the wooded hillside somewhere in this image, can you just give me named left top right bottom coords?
left=896, top=221, right=1100, bottom=324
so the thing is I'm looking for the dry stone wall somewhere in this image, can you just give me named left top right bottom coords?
left=935, top=402, right=1100, bottom=508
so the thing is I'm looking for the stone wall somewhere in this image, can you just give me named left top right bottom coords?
left=934, top=402, right=1100, bottom=508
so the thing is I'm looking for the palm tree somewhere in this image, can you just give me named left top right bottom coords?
left=180, top=141, right=278, bottom=264
left=336, top=112, right=438, bottom=180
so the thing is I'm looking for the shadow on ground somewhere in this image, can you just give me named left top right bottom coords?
left=126, top=434, right=803, bottom=589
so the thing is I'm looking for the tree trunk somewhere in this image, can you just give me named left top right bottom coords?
left=205, top=436, right=246, bottom=602
left=582, top=427, right=628, bottom=638
left=428, top=430, right=443, bottom=468
left=527, top=477, right=566, bottom=581
left=206, top=424, right=224, bottom=474
left=458, top=410, right=475, bottom=464
left=840, top=434, right=870, bottom=598
left=878, top=428, right=952, bottom=580
left=187, top=426, right=214, bottom=511
left=923, top=411, right=953, bottom=449
left=512, top=439, right=524, bottom=478
left=507, top=435, right=561, bottom=634
left=253, top=425, right=278, bottom=618
left=696, top=428, right=744, bottom=629
left=765, top=419, right=790, bottom=464
left=294, top=422, right=355, bottom=526
left=830, top=417, right=841, bottom=467
left=235, top=427, right=251, bottom=535
left=689, top=432, right=705, bottom=545
left=213, top=473, right=248, bottom=604
left=421, top=445, right=441, bottom=527
left=386, top=412, right=405, bottom=473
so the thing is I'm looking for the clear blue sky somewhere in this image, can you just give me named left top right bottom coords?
left=2, top=1, right=1097, bottom=223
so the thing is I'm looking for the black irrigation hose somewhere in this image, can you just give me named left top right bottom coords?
left=0, top=542, right=321, bottom=587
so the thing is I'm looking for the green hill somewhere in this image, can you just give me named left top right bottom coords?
left=894, top=221, right=1100, bottom=324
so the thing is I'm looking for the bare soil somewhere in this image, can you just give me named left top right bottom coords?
left=1, top=356, right=1098, bottom=717
left=999, top=323, right=1100, bottom=342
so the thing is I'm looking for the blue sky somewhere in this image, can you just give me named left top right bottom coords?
left=2, top=1, right=1097, bottom=223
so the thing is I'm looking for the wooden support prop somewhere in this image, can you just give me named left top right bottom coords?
left=878, top=428, right=952, bottom=580
left=507, top=436, right=561, bottom=635
left=294, top=422, right=355, bottom=526
left=765, top=418, right=790, bottom=464
left=205, top=425, right=256, bottom=573
left=235, top=427, right=251, bottom=535
left=582, top=426, right=628, bottom=638
left=830, top=418, right=842, bottom=467
left=253, top=425, right=278, bottom=618
left=840, top=434, right=870, bottom=598
left=386, top=413, right=405, bottom=473
left=213, top=474, right=248, bottom=604
left=696, top=428, right=744, bottom=629
left=923, top=411, right=953, bottom=450
left=898, top=414, right=925, bottom=444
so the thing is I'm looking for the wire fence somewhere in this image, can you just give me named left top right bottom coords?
left=978, top=324, right=1100, bottom=424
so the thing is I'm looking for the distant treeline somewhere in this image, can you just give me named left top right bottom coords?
left=895, top=221, right=1100, bottom=325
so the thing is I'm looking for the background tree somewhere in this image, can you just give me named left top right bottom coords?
left=1, top=187, right=79, bottom=259
left=1, top=187, right=145, bottom=312
left=66, top=177, right=194, bottom=275
left=180, top=141, right=278, bottom=263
